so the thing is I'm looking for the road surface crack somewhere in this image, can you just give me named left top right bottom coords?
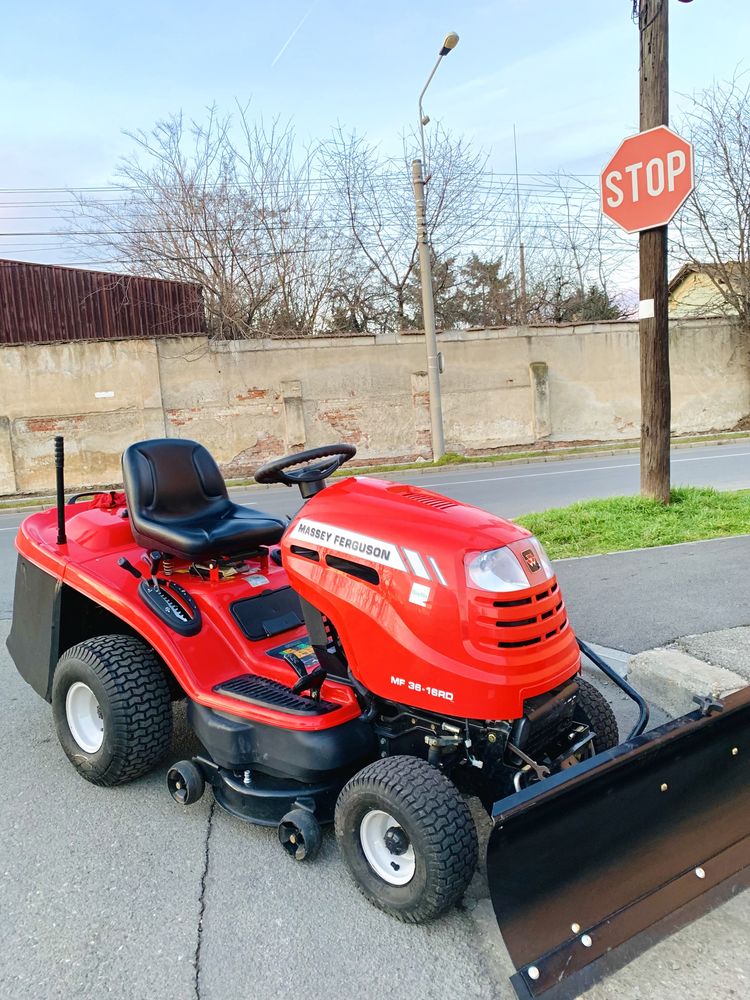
left=194, top=800, right=215, bottom=1000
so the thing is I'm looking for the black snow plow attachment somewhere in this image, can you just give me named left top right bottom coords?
left=487, top=682, right=750, bottom=999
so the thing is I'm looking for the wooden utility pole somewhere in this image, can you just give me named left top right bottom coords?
left=639, top=0, right=671, bottom=502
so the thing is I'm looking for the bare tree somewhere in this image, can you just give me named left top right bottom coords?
left=524, top=173, right=629, bottom=322
left=319, top=128, right=417, bottom=331
left=319, top=124, right=508, bottom=331
left=69, top=102, right=641, bottom=338
left=675, top=72, right=750, bottom=328
left=234, top=115, right=348, bottom=337
left=71, top=106, right=343, bottom=338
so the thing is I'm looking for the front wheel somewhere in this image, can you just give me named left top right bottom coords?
left=335, top=756, right=478, bottom=923
left=574, top=678, right=620, bottom=752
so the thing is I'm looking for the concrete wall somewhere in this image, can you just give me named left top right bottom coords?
left=1, top=317, right=748, bottom=495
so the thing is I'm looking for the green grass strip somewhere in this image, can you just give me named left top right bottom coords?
left=517, top=486, right=750, bottom=559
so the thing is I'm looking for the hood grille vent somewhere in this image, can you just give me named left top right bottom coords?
left=391, top=486, right=457, bottom=510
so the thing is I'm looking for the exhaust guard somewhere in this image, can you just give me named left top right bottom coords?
left=487, top=683, right=750, bottom=999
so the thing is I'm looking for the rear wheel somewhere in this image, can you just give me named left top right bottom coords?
left=335, top=756, right=478, bottom=923
left=52, top=634, right=172, bottom=786
left=574, top=678, right=620, bottom=752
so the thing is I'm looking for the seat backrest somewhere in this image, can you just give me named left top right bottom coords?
left=122, top=438, right=230, bottom=522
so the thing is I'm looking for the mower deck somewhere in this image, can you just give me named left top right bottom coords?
left=188, top=754, right=342, bottom=826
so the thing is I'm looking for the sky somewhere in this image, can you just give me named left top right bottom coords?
left=0, top=0, right=747, bottom=271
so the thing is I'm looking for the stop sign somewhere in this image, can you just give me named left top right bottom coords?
left=600, top=125, right=694, bottom=234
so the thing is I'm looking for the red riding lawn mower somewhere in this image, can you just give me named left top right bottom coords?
left=8, top=437, right=750, bottom=998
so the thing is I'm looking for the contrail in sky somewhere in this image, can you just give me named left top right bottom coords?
left=271, top=3, right=317, bottom=67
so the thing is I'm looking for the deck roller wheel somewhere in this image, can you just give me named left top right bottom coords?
left=278, top=808, right=322, bottom=861
left=167, top=760, right=205, bottom=805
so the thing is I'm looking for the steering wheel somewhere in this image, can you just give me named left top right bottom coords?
left=254, top=443, right=357, bottom=488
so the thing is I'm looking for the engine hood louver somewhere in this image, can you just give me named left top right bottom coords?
left=389, top=486, right=458, bottom=511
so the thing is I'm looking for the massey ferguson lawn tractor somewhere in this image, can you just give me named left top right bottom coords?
left=8, top=437, right=750, bottom=998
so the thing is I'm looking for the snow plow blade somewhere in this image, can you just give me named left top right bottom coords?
left=486, top=684, right=750, bottom=999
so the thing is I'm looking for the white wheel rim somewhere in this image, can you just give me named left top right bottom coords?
left=359, top=810, right=416, bottom=886
left=65, top=682, right=104, bottom=753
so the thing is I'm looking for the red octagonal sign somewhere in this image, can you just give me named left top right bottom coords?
left=600, top=125, right=694, bottom=234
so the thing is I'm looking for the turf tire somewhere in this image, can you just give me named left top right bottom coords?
left=574, top=677, right=620, bottom=752
left=52, top=634, right=172, bottom=786
left=335, top=755, right=478, bottom=923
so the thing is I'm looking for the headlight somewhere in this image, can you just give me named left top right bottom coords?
left=466, top=537, right=554, bottom=592
left=466, top=547, right=529, bottom=591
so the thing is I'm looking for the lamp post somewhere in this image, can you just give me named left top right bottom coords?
left=412, top=31, right=459, bottom=461
left=418, top=32, right=459, bottom=175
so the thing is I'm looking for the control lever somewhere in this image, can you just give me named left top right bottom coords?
left=141, top=550, right=163, bottom=583
left=122, top=553, right=202, bottom=638
left=284, top=652, right=308, bottom=680
left=292, top=666, right=327, bottom=700
left=118, top=557, right=143, bottom=580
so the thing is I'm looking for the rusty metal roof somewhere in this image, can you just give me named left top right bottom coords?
left=0, top=258, right=205, bottom=345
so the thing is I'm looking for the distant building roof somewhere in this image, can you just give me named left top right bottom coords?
left=668, top=261, right=745, bottom=295
left=0, top=258, right=206, bottom=346
left=668, top=261, right=746, bottom=319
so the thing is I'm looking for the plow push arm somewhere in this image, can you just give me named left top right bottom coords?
left=578, top=638, right=650, bottom=739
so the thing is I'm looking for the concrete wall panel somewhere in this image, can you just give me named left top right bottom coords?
left=0, top=417, right=16, bottom=494
left=0, top=319, right=746, bottom=495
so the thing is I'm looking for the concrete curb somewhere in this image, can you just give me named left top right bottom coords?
left=628, top=642, right=747, bottom=718
left=554, top=532, right=750, bottom=563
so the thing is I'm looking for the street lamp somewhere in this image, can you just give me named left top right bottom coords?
left=418, top=32, right=460, bottom=178
left=412, top=31, right=459, bottom=461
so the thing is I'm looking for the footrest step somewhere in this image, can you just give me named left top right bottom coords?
left=214, top=674, right=336, bottom=715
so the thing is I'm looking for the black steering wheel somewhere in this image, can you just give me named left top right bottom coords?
left=254, top=443, right=357, bottom=489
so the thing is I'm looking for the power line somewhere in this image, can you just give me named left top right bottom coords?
left=0, top=170, right=602, bottom=197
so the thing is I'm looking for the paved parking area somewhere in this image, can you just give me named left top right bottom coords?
left=2, top=482, right=749, bottom=998
left=0, top=620, right=501, bottom=1000
left=4, top=611, right=749, bottom=1000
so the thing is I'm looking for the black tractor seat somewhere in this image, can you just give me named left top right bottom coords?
left=122, top=438, right=285, bottom=560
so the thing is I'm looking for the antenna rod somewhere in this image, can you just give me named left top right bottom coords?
left=54, top=436, right=67, bottom=545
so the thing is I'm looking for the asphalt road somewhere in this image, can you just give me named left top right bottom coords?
left=237, top=440, right=750, bottom=520
left=557, top=533, right=750, bottom=652
left=2, top=441, right=750, bottom=999
left=0, top=619, right=498, bottom=1000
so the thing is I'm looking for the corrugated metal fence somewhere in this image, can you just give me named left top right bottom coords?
left=0, top=259, right=205, bottom=345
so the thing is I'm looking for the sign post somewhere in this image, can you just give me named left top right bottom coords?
left=600, top=6, right=694, bottom=502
